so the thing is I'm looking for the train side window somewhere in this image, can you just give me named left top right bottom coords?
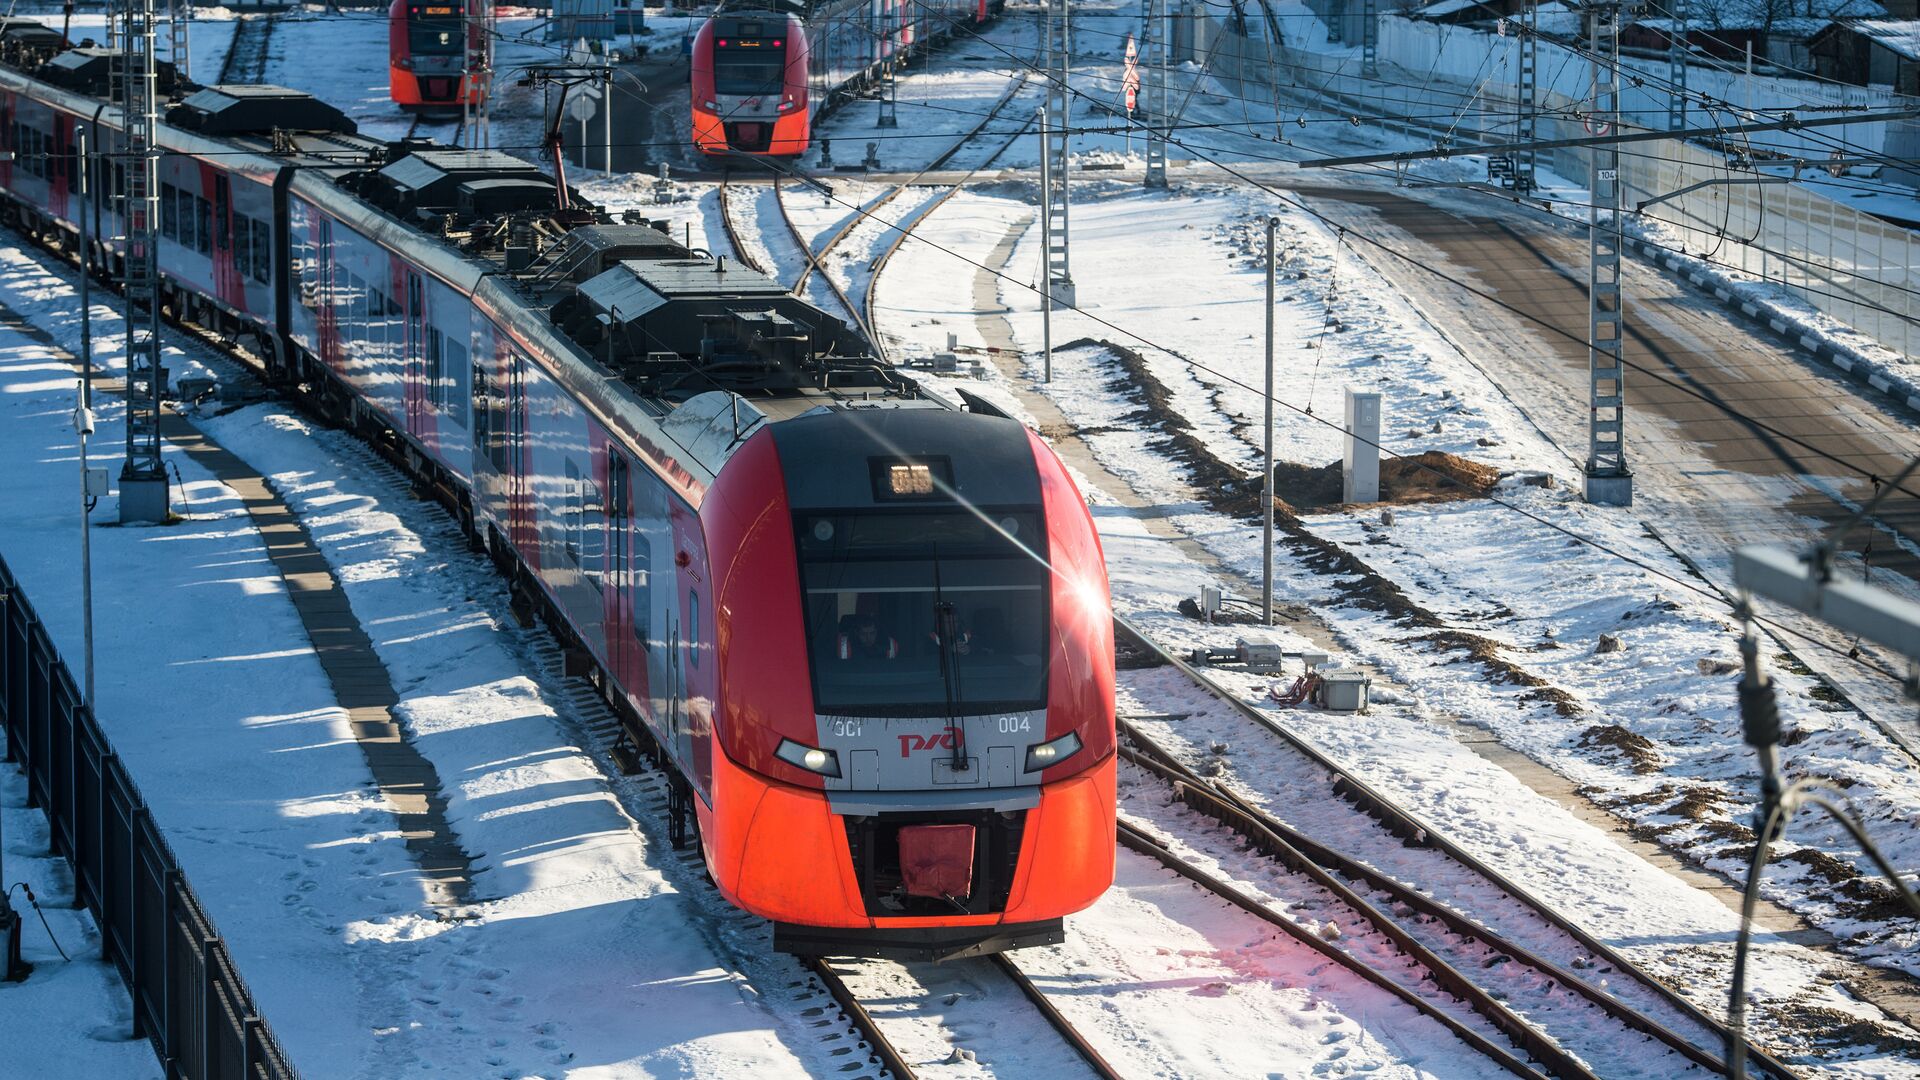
left=233, top=215, right=252, bottom=277
left=193, top=196, right=211, bottom=256
left=564, top=459, right=583, bottom=565
left=631, top=475, right=661, bottom=656
left=159, top=183, right=177, bottom=241
left=686, top=590, right=699, bottom=668
left=251, top=220, right=270, bottom=283
left=425, top=328, right=444, bottom=408
left=472, top=363, right=491, bottom=459
left=443, top=334, right=469, bottom=424
left=582, top=476, right=605, bottom=591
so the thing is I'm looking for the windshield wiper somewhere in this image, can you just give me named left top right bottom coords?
left=932, top=556, right=970, bottom=773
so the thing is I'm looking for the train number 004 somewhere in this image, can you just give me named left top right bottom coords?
left=996, top=716, right=1031, bottom=734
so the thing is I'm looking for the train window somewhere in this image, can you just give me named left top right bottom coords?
left=251, top=220, right=271, bottom=283
left=193, top=196, right=211, bottom=255
left=443, top=335, right=469, bottom=424
left=797, top=510, right=1049, bottom=717
left=159, top=183, right=177, bottom=241
left=686, top=590, right=699, bottom=668
left=564, top=460, right=583, bottom=565
left=582, top=477, right=605, bottom=591
left=713, top=48, right=785, bottom=96
left=425, top=328, right=444, bottom=408
left=233, top=216, right=252, bottom=276
left=409, top=18, right=462, bottom=55
left=471, top=363, right=492, bottom=461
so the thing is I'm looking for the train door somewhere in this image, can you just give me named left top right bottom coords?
left=404, top=271, right=425, bottom=434
left=664, top=595, right=705, bottom=848
left=507, top=352, right=529, bottom=552
left=604, top=451, right=631, bottom=689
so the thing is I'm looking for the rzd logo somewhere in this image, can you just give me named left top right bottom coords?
left=898, top=727, right=961, bottom=757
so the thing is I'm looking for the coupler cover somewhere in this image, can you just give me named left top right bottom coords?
left=899, top=823, right=976, bottom=900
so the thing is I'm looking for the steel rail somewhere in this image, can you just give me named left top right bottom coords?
left=802, top=957, right=919, bottom=1080
left=1116, top=820, right=1554, bottom=1080
left=1110, top=615, right=1800, bottom=1080
left=215, top=11, right=278, bottom=86
left=773, top=174, right=874, bottom=351
left=860, top=105, right=1036, bottom=364
left=715, top=177, right=766, bottom=275
left=989, top=954, right=1128, bottom=1080
left=1120, top=732, right=1731, bottom=1076
left=797, top=71, right=1032, bottom=299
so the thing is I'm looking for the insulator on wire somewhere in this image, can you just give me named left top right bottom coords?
left=1738, top=676, right=1781, bottom=750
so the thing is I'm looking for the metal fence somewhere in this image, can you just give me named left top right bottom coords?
left=1179, top=5, right=1920, bottom=359
left=0, top=552, right=298, bottom=1080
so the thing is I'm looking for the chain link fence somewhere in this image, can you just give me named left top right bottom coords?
left=1, top=552, right=298, bottom=1080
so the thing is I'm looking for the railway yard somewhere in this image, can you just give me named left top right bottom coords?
left=5, top=1, right=1920, bottom=1077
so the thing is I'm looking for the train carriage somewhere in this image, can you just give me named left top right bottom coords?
left=0, top=35, right=1114, bottom=960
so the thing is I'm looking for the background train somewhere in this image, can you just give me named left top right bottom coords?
left=0, top=23, right=1115, bottom=960
left=390, top=0, right=489, bottom=113
left=691, top=0, right=996, bottom=157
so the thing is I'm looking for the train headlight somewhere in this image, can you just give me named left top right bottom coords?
left=701, top=100, right=718, bottom=112
left=1024, top=731, right=1083, bottom=773
left=777, top=98, right=797, bottom=112
left=776, top=738, right=841, bottom=778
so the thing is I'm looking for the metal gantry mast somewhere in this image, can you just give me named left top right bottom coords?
left=1584, top=0, right=1631, bottom=505
left=1518, top=0, right=1537, bottom=193
left=1361, top=0, right=1378, bottom=77
left=1667, top=0, right=1688, bottom=129
left=166, top=0, right=191, bottom=81
left=1043, top=0, right=1075, bottom=305
left=120, top=0, right=170, bottom=522
left=1142, top=0, right=1168, bottom=188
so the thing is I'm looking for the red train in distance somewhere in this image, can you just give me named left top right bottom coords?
left=690, top=10, right=808, bottom=156
left=691, top=0, right=993, bottom=158
left=389, top=0, right=488, bottom=113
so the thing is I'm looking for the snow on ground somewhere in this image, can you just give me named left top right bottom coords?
left=0, top=766, right=163, bottom=1080
left=870, top=167, right=1920, bottom=1068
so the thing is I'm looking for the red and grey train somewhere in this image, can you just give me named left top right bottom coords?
left=691, top=0, right=996, bottom=157
left=389, top=0, right=488, bottom=113
left=0, top=24, right=1115, bottom=959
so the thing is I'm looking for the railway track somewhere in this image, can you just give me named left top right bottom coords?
left=806, top=953, right=1126, bottom=1079
left=216, top=10, right=279, bottom=85
left=714, top=176, right=766, bottom=274
left=404, top=113, right=467, bottom=146
left=1109, top=617, right=1802, bottom=1080
left=766, top=69, right=1037, bottom=359
left=771, top=174, right=874, bottom=350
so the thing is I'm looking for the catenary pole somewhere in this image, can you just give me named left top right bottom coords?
left=1263, top=216, right=1276, bottom=624
left=1038, top=106, right=1053, bottom=383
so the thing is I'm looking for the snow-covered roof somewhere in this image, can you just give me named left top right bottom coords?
left=1850, top=18, right=1920, bottom=60
left=1409, top=0, right=1498, bottom=19
left=1634, top=0, right=1885, bottom=32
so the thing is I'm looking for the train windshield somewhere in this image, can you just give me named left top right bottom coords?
left=798, top=510, right=1048, bottom=717
left=713, top=42, right=786, bottom=96
left=409, top=10, right=463, bottom=55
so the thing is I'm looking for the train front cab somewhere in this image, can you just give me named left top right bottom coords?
left=690, top=12, right=810, bottom=157
left=696, top=408, right=1116, bottom=961
left=390, top=0, right=482, bottom=112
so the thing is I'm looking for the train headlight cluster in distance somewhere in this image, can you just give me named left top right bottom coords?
left=1025, top=732, right=1082, bottom=773
left=777, top=738, right=842, bottom=778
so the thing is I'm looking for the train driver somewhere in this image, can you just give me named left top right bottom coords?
left=837, top=612, right=900, bottom=663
